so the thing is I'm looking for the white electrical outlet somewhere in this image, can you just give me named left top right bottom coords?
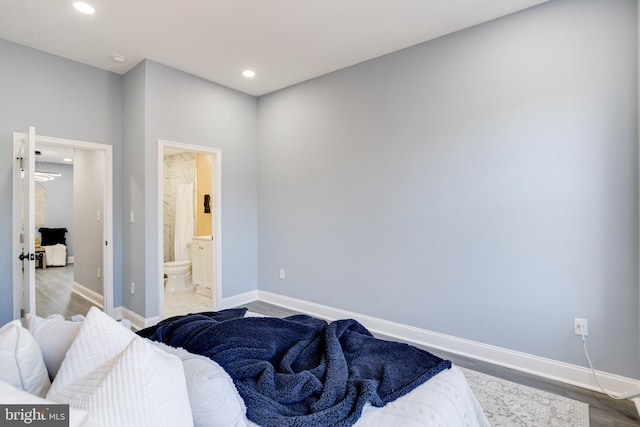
left=574, top=318, right=588, bottom=336
left=130, top=210, right=135, bottom=223
left=130, top=282, right=135, bottom=295
left=279, top=269, right=285, bottom=280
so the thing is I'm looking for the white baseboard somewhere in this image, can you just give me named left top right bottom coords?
left=256, top=290, right=640, bottom=400
left=114, top=306, right=159, bottom=331
left=72, top=282, right=103, bottom=309
left=219, top=290, right=258, bottom=309
left=111, top=306, right=122, bottom=320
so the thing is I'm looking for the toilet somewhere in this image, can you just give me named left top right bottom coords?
left=164, top=260, right=192, bottom=293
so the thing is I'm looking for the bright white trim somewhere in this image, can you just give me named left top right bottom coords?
left=157, top=140, right=223, bottom=321
left=103, top=144, right=114, bottom=317
left=13, top=129, right=37, bottom=317
left=636, top=0, right=640, bottom=417
left=219, top=290, right=259, bottom=309
left=72, top=282, right=104, bottom=309
left=12, top=133, right=22, bottom=319
left=156, top=143, right=165, bottom=321
left=257, top=290, right=640, bottom=400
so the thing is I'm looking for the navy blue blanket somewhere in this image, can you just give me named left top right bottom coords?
left=138, top=309, right=451, bottom=427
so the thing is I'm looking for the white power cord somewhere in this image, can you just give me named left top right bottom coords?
left=578, top=323, right=640, bottom=400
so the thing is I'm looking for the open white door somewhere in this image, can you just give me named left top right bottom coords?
left=13, top=127, right=36, bottom=318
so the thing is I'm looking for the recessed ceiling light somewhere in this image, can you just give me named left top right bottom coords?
left=242, top=70, right=256, bottom=78
left=73, top=2, right=95, bottom=14
left=111, top=54, right=127, bottom=64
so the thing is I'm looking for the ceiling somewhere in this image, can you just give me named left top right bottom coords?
left=0, top=0, right=548, bottom=97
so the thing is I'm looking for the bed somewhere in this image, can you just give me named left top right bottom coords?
left=0, top=307, right=489, bottom=427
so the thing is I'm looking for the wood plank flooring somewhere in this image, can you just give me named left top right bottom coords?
left=35, top=264, right=96, bottom=319
left=240, top=301, right=640, bottom=427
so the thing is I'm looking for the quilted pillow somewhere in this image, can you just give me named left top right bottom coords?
left=0, top=320, right=50, bottom=397
left=152, top=341, right=248, bottom=427
left=47, top=307, right=193, bottom=427
left=26, top=313, right=83, bottom=379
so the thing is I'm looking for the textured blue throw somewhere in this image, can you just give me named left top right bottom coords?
left=138, top=308, right=451, bottom=427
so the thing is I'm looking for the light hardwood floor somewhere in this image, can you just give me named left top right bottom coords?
left=32, top=273, right=640, bottom=427
left=35, top=264, right=97, bottom=319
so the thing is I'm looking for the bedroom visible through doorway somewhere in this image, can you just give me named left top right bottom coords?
left=32, top=145, right=107, bottom=319
left=12, top=128, right=114, bottom=320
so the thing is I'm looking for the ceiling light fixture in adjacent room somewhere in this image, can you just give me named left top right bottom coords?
left=35, top=162, right=62, bottom=182
left=73, top=2, right=95, bottom=14
left=242, top=70, right=256, bottom=78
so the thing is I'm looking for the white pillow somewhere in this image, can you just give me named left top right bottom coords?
left=0, top=320, right=51, bottom=397
left=26, top=313, right=83, bottom=379
left=0, top=379, right=98, bottom=427
left=47, top=307, right=193, bottom=427
left=152, top=341, right=248, bottom=427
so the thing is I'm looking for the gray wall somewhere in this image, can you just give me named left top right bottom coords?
left=37, top=162, right=73, bottom=256
left=0, top=39, right=123, bottom=325
left=73, top=149, right=105, bottom=294
left=257, top=0, right=639, bottom=377
left=122, top=61, right=147, bottom=316
left=122, top=60, right=258, bottom=317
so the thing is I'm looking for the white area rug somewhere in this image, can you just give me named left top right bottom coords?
left=460, top=367, right=589, bottom=427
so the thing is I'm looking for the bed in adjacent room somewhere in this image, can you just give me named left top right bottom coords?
left=38, top=227, right=68, bottom=267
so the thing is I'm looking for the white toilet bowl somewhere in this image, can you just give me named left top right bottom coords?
left=164, top=260, right=192, bottom=293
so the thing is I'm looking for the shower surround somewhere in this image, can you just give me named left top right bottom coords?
left=163, top=152, right=196, bottom=262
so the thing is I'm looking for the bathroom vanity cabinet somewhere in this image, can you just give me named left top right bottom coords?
left=192, top=236, right=214, bottom=298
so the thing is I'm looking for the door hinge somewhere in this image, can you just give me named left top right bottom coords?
left=20, top=309, right=25, bottom=318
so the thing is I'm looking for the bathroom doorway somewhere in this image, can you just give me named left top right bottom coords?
left=157, top=140, right=221, bottom=320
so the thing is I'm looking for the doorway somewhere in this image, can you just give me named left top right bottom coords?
left=13, top=129, right=114, bottom=319
left=157, top=140, right=222, bottom=320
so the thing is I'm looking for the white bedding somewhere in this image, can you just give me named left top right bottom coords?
left=43, top=243, right=66, bottom=266
left=355, top=366, right=489, bottom=427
